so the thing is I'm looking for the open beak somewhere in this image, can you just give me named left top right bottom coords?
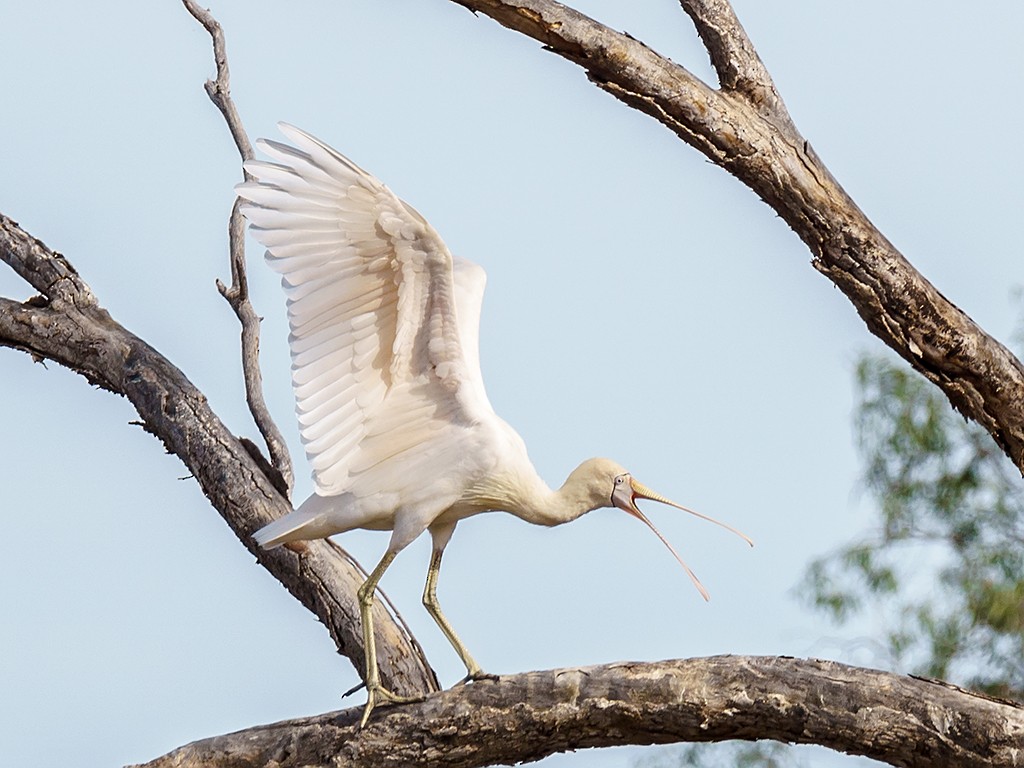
left=611, top=475, right=753, bottom=601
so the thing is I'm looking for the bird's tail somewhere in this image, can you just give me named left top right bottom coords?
left=253, top=495, right=333, bottom=549
left=253, top=513, right=314, bottom=549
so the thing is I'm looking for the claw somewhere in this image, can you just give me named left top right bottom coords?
left=359, top=683, right=423, bottom=728
left=454, top=669, right=499, bottom=687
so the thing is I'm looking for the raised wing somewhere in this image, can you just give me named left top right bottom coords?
left=237, top=124, right=491, bottom=495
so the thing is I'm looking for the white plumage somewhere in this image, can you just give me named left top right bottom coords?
left=237, top=124, right=751, bottom=725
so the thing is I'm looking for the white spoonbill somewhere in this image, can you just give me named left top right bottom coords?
left=237, top=124, right=752, bottom=726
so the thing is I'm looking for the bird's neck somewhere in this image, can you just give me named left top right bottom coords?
left=537, top=475, right=603, bottom=526
left=468, top=467, right=599, bottom=527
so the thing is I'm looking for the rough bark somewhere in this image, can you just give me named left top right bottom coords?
left=4, top=1, right=1022, bottom=766
left=136, top=656, right=1024, bottom=768
left=0, top=213, right=437, bottom=698
left=183, top=0, right=294, bottom=494
left=447, top=0, right=1024, bottom=475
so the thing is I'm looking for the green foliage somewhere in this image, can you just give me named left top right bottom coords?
left=641, top=741, right=800, bottom=768
left=803, top=352, right=1024, bottom=700
left=644, top=347, right=1024, bottom=767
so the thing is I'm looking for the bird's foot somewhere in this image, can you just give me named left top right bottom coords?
left=359, top=683, right=423, bottom=728
left=454, top=669, right=500, bottom=687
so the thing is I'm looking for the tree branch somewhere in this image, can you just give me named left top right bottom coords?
left=676, top=0, right=791, bottom=127
left=0, top=213, right=95, bottom=304
left=182, top=0, right=294, bottom=493
left=0, top=212, right=437, bottom=697
left=445, top=0, right=1024, bottom=474
left=182, top=0, right=254, bottom=161
left=136, top=656, right=1024, bottom=768
left=7, top=3, right=1021, bottom=766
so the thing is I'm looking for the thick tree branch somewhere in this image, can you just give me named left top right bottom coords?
left=0, top=213, right=437, bottom=697
left=7, top=4, right=1021, bottom=766
left=137, top=656, right=1024, bottom=768
left=0, top=214, right=95, bottom=304
left=446, top=0, right=1024, bottom=475
left=676, top=0, right=791, bottom=127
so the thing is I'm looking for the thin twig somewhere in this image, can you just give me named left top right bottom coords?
left=179, top=1, right=433, bottom=688
left=182, top=0, right=294, bottom=494
left=183, top=1, right=254, bottom=162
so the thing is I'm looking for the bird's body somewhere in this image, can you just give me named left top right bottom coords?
left=237, top=124, right=750, bottom=726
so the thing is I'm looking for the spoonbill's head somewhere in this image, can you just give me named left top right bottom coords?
left=579, top=457, right=753, bottom=601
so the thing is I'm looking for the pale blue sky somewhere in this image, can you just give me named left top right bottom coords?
left=1, top=2, right=1021, bottom=766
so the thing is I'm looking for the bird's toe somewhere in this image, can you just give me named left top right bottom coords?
left=455, top=670, right=500, bottom=687
left=358, top=683, right=424, bottom=727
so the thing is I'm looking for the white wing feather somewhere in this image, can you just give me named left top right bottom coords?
left=237, top=124, right=493, bottom=496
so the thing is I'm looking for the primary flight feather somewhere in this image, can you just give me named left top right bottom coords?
left=237, top=123, right=751, bottom=726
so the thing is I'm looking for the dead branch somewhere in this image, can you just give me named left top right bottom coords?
left=182, top=0, right=294, bottom=493
left=136, top=656, right=1024, bottom=768
left=4, top=2, right=1022, bottom=766
left=0, top=211, right=437, bottom=697
left=446, top=0, right=1024, bottom=474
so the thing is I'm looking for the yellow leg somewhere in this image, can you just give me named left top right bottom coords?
left=422, top=548, right=495, bottom=684
left=357, top=549, right=422, bottom=727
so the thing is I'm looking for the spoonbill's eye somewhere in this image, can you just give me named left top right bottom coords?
left=614, top=475, right=625, bottom=485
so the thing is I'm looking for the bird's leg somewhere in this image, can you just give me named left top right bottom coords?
left=356, top=548, right=422, bottom=727
left=421, top=546, right=497, bottom=685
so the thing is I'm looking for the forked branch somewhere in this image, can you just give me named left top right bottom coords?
left=446, top=0, right=1024, bottom=473
left=4, top=1, right=1022, bottom=766
left=0, top=215, right=436, bottom=697
left=676, top=0, right=791, bottom=127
